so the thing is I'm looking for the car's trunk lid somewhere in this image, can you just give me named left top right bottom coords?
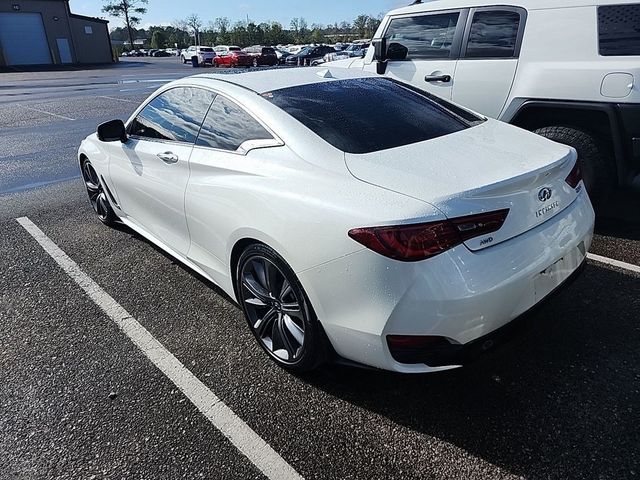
left=345, top=120, right=582, bottom=251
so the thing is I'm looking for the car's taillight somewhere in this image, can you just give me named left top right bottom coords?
left=565, top=161, right=582, bottom=189
left=348, top=209, right=509, bottom=262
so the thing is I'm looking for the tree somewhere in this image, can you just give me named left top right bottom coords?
left=102, top=0, right=148, bottom=50
left=353, top=14, right=370, bottom=39
left=185, top=14, right=203, bottom=45
left=150, top=30, right=165, bottom=49
left=290, top=17, right=308, bottom=43
left=213, top=17, right=230, bottom=45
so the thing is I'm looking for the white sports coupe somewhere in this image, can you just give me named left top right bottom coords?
left=78, top=68, right=595, bottom=373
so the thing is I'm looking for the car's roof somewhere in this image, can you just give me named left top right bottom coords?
left=193, top=67, right=378, bottom=95
left=388, top=0, right=636, bottom=15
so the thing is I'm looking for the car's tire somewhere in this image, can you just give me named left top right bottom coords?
left=237, top=243, right=329, bottom=373
left=534, top=126, right=614, bottom=206
left=80, top=158, right=117, bottom=227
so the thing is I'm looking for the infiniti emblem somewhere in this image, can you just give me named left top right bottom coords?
left=538, top=187, right=553, bottom=202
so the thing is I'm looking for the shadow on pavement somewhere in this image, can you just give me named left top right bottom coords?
left=595, top=189, right=640, bottom=241
left=0, top=61, right=152, bottom=74
left=304, top=264, right=640, bottom=478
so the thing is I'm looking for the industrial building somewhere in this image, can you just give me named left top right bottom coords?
left=0, top=0, right=112, bottom=67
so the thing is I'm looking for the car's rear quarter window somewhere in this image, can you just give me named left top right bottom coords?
left=264, top=78, right=476, bottom=154
left=598, top=4, right=640, bottom=56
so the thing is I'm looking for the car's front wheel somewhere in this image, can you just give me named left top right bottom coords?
left=237, top=243, right=328, bottom=372
left=81, top=158, right=117, bottom=226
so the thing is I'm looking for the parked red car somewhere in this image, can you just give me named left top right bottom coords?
left=213, top=46, right=253, bottom=68
left=243, top=46, right=279, bottom=67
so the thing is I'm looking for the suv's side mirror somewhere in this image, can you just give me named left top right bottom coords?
left=387, top=43, right=409, bottom=61
left=97, top=119, right=127, bottom=142
left=373, top=37, right=387, bottom=62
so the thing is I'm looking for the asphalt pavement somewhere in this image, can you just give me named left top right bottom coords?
left=1, top=57, right=639, bottom=479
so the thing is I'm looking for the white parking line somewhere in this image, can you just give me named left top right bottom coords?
left=16, top=216, right=304, bottom=480
left=98, top=95, right=137, bottom=103
left=21, top=105, right=75, bottom=121
left=587, top=253, right=640, bottom=274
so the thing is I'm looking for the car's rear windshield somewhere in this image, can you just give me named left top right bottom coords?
left=263, top=77, right=483, bottom=154
left=229, top=46, right=242, bottom=51
left=598, top=4, right=640, bottom=56
left=198, top=47, right=214, bottom=52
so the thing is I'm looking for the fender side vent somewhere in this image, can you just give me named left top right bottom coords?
left=100, top=176, right=119, bottom=207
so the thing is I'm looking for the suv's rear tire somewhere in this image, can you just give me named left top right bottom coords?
left=534, top=126, right=614, bottom=205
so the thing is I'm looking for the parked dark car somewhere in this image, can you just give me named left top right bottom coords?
left=152, top=50, right=172, bottom=57
left=243, top=46, right=278, bottom=67
left=285, top=45, right=337, bottom=66
left=275, top=48, right=292, bottom=64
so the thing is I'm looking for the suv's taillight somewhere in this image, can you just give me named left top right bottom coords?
left=565, top=161, right=582, bottom=189
left=348, top=209, right=509, bottom=262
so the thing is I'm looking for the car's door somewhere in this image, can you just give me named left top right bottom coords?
left=364, top=9, right=467, bottom=99
left=452, top=7, right=526, bottom=118
left=109, top=87, right=215, bottom=255
left=185, top=94, right=282, bottom=284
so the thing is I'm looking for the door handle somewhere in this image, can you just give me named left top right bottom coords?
left=157, top=151, right=178, bottom=164
left=425, top=74, right=452, bottom=83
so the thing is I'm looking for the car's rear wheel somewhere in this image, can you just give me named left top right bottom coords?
left=81, top=158, right=117, bottom=226
left=534, top=126, right=614, bottom=206
left=237, top=243, right=328, bottom=372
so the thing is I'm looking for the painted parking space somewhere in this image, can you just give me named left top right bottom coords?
left=2, top=181, right=638, bottom=479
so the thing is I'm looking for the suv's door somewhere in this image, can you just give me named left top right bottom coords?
left=109, top=87, right=215, bottom=254
left=364, top=10, right=467, bottom=99
left=452, top=7, right=526, bottom=118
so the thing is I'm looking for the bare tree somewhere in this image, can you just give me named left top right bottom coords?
left=185, top=14, right=203, bottom=45
left=102, top=0, right=148, bottom=50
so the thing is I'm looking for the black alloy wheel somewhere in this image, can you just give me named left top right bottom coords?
left=81, top=159, right=117, bottom=226
left=237, top=243, right=328, bottom=372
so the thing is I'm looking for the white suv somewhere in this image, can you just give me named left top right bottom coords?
left=342, top=0, right=640, bottom=203
left=181, top=46, right=215, bottom=65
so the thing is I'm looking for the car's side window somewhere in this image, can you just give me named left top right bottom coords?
left=464, top=10, right=522, bottom=58
left=384, top=12, right=461, bottom=59
left=129, top=87, right=215, bottom=144
left=196, top=96, right=273, bottom=152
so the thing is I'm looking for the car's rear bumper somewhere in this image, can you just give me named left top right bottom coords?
left=234, top=58, right=253, bottom=66
left=298, top=188, right=595, bottom=373
left=389, top=258, right=587, bottom=367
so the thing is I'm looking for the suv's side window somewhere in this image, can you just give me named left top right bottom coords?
left=464, top=10, right=522, bottom=58
left=384, top=12, right=460, bottom=59
left=196, top=96, right=273, bottom=152
left=129, top=87, right=214, bottom=143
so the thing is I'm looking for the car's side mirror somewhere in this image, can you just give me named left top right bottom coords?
left=387, top=43, right=409, bottom=61
left=97, top=119, right=127, bottom=142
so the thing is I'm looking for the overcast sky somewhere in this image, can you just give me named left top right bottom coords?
left=69, top=0, right=411, bottom=29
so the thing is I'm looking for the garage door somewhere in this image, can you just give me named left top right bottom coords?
left=0, top=13, right=52, bottom=65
